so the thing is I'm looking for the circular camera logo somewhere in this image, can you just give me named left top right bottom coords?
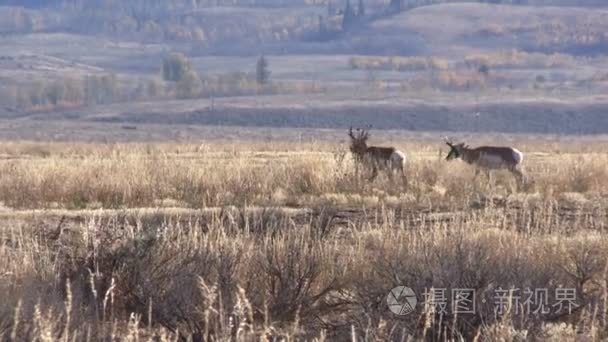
left=387, top=286, right=417, bottom=316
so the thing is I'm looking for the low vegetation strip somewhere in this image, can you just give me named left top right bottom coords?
left=0, top=142, right=606, bottom=210
left=89, top=101, right=608, bottom=134
left=348, top=51, right=574, bottom=72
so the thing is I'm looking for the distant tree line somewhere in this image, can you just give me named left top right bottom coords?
left=0, top=0, right=314, bottom=44
left=1, top=53, right=322, bottom=112
left=0, top=0, right=599, bottom=47
left=11, top=74, right=123, bottom=110
left=0, top=0, right=327, bottom=8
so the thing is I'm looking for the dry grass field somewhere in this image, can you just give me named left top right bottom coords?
left=2, top=1, right=608, bottom=340
left=1, top=138, right=608, bottom=340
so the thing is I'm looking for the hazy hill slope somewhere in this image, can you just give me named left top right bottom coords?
left=1, top=2, right=607, bottom=56
left=368, top=3, right=608, bottom=55
left=2, top=2, right=608, bottom=136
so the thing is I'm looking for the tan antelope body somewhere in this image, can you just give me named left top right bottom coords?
left=349, top=127, right=407, bottom=184
left=445, top=140, right=525, bottom=182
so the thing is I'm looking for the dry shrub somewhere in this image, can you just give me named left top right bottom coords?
left=248, top=230, right=344, bottom=335
left=346, top=216, right=608, bottom=340
left=434, top=70, right=489, bottom=90
left=463, top=50, right=574, bottom=70
left=534, top=154, right=608, bottom=195
left=1, top=199, right=608, bottom=340
left=349, top=56, right=449, bottom=72
left=288, top=156, right=335, bottom=195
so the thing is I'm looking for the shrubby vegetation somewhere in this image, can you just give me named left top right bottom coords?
left=12, top=74, right=120, bottom=111
left=462, top=50, right=574, bottom=69
left=255, top=55, right=271, bottom=85
left=349, top=56, right=449, bottom=71
left=6, top=73, right=321, bottom=111
left=0, top=0, right=327, bottom=45
left=2, top=52, right=325, bottom=111
left=349, top=50, right=574, bottom=73
left=0, top=141, right=607, bottom=340
left=346, top=49, right=601, bottom=91
left=161, top=53, right=192, bottom=82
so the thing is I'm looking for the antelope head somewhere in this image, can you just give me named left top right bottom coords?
left=445, top=137, right=463, bottom=161
left=348, top=126, right=370, bottom=157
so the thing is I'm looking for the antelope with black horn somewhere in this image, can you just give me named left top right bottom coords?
left=444, top=138, right=525, bottom=184
left=348, top=126, right=407, bottom=185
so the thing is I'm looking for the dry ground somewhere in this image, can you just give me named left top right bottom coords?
left=0, top=138, right=608, bottom=340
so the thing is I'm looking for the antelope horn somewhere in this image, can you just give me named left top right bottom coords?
left=444, top=136, right=453, bottom=146
left=361, top=125, right=370, bottom=137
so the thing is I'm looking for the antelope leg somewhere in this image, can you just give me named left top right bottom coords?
left=396, top=163, right=406, bottom=187
left=510, top=167, right=525, bottom=184
left=369, top=165, right=378, bottom=182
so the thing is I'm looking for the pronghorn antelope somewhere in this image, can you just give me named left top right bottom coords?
left=348, top=127, right=407, bottom=184
left=445, top=139, right=525, bottom=183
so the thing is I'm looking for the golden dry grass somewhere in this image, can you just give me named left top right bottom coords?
left=0, top=140, right=607, bottom=340
left=0, top=140, right=606, bottom=210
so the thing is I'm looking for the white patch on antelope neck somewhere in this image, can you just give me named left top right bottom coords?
left=390, top=150, right=406, bottom=168
left=512, top=149, right=523, bottom=164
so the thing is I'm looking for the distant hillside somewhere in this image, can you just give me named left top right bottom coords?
left=1, top=1, right=607, bottom=55
left=2, top=1, right=608, bottom=137
left=367, top=3, right=608, bottom=56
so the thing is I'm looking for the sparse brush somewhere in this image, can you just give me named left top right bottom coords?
left=0, top=141, right=607, bottom=340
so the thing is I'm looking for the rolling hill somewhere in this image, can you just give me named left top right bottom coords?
left=1, top=1, right=608, bottom=137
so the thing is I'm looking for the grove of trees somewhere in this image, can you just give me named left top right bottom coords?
left=256, top=55, right=271, bottom=85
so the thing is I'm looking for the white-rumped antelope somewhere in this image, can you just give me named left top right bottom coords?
left=445, top=139, right=525, bottom=183
left=348, top=127, right=407, bottom=184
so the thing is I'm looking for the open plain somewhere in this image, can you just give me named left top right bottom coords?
left=2, top=0, right=608, bottom=340
left=1, top=137, right=608, bottom=340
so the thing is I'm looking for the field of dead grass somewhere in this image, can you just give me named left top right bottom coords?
left=0, top=139, right=608, bottom=340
